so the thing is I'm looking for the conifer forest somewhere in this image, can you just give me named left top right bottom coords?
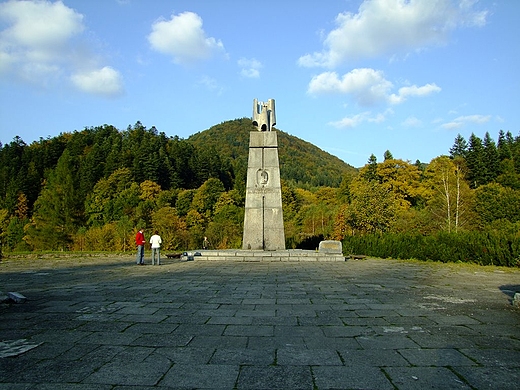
left=1, top=119, right=519, bottom=266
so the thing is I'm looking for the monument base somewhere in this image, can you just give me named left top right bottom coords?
left=183, top=249, right=346, bottom=262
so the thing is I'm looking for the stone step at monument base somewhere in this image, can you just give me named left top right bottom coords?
left=182, top=249, right=346, bottom=262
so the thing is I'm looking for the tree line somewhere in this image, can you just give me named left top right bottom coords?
left=334, top=129, right=520, bottom=266
left=0, top=121, right=236, bottom=252
left=1, top=121, right=519, bottom=266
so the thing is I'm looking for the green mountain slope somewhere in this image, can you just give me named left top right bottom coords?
left=188, top=118, right=356, bottom=187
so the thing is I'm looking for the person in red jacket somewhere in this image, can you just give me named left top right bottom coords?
left=135, top=228, right=145, bottom=265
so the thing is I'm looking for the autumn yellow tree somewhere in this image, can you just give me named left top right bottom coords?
left=204, top=190, right=244, bottom=249
left=136, top=180, right=163, bottom=227
left=152, top=206, right=189, bottom=251
left=185, top=209, right=205, bottom=249
left=298, top=187, right=338, bottom=240
left=191, top=178, right=225, bottom=218
left=139, top=180, right=162, bottom=201
left=334, top=159, right=424, bottom=237
left=345, top=179, right=400, bottom=234
left=375, top=159, right=424, bottom=208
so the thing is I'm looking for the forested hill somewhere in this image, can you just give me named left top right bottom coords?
left=188, top=118, right=356, bottom=188
left=0, top=119, right=354, bottom=221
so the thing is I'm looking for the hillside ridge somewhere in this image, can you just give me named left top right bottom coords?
left=188, top=118, right=356, bottom=188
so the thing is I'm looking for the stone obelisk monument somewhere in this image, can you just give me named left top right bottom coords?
left=242, top=99, right=285, bottom=250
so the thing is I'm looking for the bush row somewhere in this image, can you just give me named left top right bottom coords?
left=342, top=231, right=520, bottom=267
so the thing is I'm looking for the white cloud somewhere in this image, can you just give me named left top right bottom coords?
left=197, top=75, right=224, bottom=95
left=308, top=68, right=440, bottom=106
left=389, top=83, right=441, bottom=104
left=0, top=0, right=123, bottom=96
left=0, top=0, right=84, bottom=50
left=442, top=121, right=464, bottom=130
left=238, top=57, right=262, bottom=78
left=0, top=0, right=83, bottom=81
left=458, top=114, right=491, bottom=123
left=402, top=116, right=423, bottom=127
left=329, top=113, right=368, bottom=128
left=441, top=114, right=491, bottom=129
left=71, top=67, right=124, bottom=97
left=308, top=68, right=392, bottom=105
left=148, top=11, right=226, bottom=65
left=329, top=109, right=393, bottom=128
left=298, top=0, right=488, bottom=68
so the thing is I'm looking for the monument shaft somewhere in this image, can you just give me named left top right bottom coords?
left=242, top=99, right=285, bottom=250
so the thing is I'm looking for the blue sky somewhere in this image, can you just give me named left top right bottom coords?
left=0, top=0, right=518, bottom=168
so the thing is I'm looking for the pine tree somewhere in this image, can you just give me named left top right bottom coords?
left=483, top=132, right=500, bottom=183
left=25, top=150, right=83, bottom=250
left=383, top=150, right=394, bottom=161
left=363, top=154, right=378, bottom=181
left=497, top=130, right=512, bottom=161
left=466, top=133, right=487, bottom=188
left=449, top=134, right=468, bottom=158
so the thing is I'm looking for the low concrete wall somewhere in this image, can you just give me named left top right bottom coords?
left=182, top=249, right=346, bottom=262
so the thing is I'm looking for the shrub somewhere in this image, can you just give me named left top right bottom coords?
left=343, top=230, right=520, bottom=267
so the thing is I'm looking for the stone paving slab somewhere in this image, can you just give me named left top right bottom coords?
left=0, top=255, right=519, bottom=389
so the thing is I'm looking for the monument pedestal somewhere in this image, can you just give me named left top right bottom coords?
left=242, top=131, right=285, bottom=250
left=189, top=249, right=345, bottom=261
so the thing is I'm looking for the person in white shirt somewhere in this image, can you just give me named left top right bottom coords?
left=149, top=230, right=162, bottom=265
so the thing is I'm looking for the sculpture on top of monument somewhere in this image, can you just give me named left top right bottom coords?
left=252, top=98, right=276, bottom=131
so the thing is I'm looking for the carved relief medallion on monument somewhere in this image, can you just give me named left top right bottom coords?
left=256, top=169, right=269, bottom=186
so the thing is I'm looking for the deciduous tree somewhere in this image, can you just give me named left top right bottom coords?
left=191, top=178, right=225, bottom=217
left=423, top=156, right=475, bottom=232
left=206, top=204, right=243, bottom=249
left=375, top=159, right=424, bottom=208
left=346, top=178, right=399, bottom=234
left=152, top=206, right=189, bottom=251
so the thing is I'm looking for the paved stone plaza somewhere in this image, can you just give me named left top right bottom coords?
left=1, top=255, right=519, bottom=389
